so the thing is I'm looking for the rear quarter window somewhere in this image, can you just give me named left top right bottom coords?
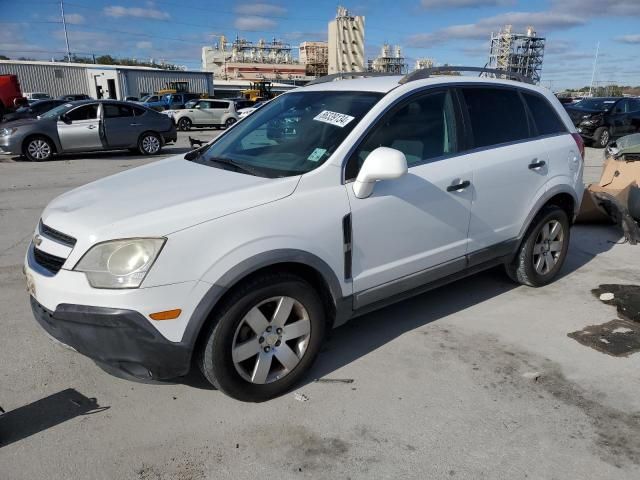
left=462, top=87, right=529, bottom=148
left=523, top=92, right=567, bottom=136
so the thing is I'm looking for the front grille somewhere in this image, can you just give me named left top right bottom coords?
left=40, top=222, right=77, bottom=247
left=33, top=247, right=66, bottom=274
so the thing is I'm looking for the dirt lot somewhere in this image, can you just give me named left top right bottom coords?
left=1, top=138, right=639, bottom=479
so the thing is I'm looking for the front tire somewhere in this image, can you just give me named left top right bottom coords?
left=177, top=117, right=192, bottom=131
left=138, top=132, right=162, bottom=155
left=593, top=127, right=610, bottom=148
left=505, top=205, right=570, bottom=287
left=198, top=273, right=326, bottom=402
left=24, top=136, right=54, bottom=161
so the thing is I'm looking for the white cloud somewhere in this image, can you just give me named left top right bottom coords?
left=421, top=0, right=514, bottom=8
left=233, top=16, right=277, bottom=31
left=553, top=0, right=640, bottom=16
left=407, top=11, right=585, bottom=46
left=616, top=34, right=640, bottom=44
left=235, top=3, right=286, bottom=16
left=136, top=41, right=153, bottom=49
left=104, top=5, right=170, bottom=20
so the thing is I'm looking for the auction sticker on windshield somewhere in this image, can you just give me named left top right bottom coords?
left=313, top=110, right=355, bottom=128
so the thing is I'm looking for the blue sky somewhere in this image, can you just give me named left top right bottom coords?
left=2, top=0, right=640, bottom=90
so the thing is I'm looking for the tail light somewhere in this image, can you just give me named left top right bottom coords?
left=571, top=132, right=585, bottom=160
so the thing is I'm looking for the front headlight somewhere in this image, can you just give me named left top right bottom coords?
left=74, top=238, right=165, bottom=289
left=0, top=127, right=17, bottom=137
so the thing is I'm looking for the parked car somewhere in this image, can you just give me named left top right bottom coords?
left=124, top=96, right=139, bottom=102
left=24, top=73, right=584, bottom=401
left=58, top=94, right=92, bottom=101
left=164, top=92, right=202, bottom=110
left=170, top=98, right=240, bottom=130
left=25, top=92, right=51, bottom=104
left=1, top=99, right=66, bottom=123
left=0, top=100, right=176, bottom=161
left=136, top=94, right=167, bottom=111
left=565, top=97, right=640, bottom=148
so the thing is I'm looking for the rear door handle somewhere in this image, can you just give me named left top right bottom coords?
left=87, top=124, right=97, bottom=129
left=130, top=123, right=141, bottom=126
left=447, top=180, right=471, bottom=192
left=528, top=159, right=546, bottom=169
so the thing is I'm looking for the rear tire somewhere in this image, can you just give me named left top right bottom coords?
left=177, top=117, right=192, bottom=131
left=198, top=272, right=326, bottom=402
left=224, top=118, right=237, bottom=129
left=23, top=136, right=54, bottom=162
left=137, top=132, right=162, bottom=155
left=593, top=127, right=610, bottom=148
left=505, top=205, right=570, bottom=287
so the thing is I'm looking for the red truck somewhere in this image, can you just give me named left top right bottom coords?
left=0, top=74, right=27, bottom=121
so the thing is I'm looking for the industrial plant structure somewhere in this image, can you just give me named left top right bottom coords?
left=202, top=35, right=307, bottom=82
left=368, top=44, right=406, bottom=74
left=328, top=6, right=366, bottom=75
left=299, top=41, right=329, bottom=77
left=487, top=25, right=546, bottom=84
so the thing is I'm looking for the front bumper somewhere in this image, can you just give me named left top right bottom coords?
left=0, top=136, right=21, bottom=155
left=30, top=296, right=192, bottom=380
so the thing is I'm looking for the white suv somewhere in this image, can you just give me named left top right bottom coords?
left=25, top=71, right=584, bottom=401
left=169, top=99, right=240, bottom=131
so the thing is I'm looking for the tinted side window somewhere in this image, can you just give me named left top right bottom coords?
left=133, top=106, right=147, bottom=116
left=103, top=104, right=134, bottom=118
left=66, top=104, right=98, bottom=121
left=614, top=99, right=629, bottom=113
left=198, top=101, right=212, bottom=109
left=523, top=92, right=567, bottom=136
left=462, top=88, right=529, bottom=148
left=346, top=89, right=459, bottom=180
left=629, top=99, right=640, bottom=112
left=212, top=101, right=230, bottom=109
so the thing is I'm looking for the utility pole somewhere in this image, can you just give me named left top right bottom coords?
left=60, top=0, right=71, bottom=62
left=588, top=41, right=599, bottom=98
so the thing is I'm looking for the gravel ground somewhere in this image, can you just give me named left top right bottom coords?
left=1, top=139, right=639, bottom=479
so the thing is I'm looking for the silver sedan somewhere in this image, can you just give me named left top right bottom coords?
left=0, top=100, right=177, bottom=161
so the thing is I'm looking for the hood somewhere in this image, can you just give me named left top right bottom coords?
left=1, top=117, right=43, bottom=128
left=41, top=155, right=300, bottom=243
left=565, top=106, right=604, bottom=124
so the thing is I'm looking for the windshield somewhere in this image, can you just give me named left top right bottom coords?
left=196, top=91, right=383, bottom=178
left=39, top=103, right=74, bottom=119
left=574, top=98, right=617, bottom=111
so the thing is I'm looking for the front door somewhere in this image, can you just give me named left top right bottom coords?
left=346, top=89, right=473, bottom=300
left=609, top=99, right=633, bottom=137
left=57, top=103, right=102, bottom=151
left=190, top=100, right=216, bottom=126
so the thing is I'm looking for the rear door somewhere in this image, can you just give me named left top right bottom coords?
left=57, top=103, right=102, bottom=151
left=459, top=86, right=550, bottom=254
left=102, top=103, right=137, bottom=147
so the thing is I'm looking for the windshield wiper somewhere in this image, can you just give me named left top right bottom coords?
left=207, top=157, right=264, bottom=176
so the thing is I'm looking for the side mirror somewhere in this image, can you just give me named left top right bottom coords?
left=353, top=147, right=408, bottom=199
left=59, top=113, right=72, bottom=124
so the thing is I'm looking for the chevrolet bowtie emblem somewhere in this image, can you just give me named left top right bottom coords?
left=33, top=234, right=43, bottom=246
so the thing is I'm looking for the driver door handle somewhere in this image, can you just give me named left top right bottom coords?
left=87, top=124, right=97, bottom=129
left=130, top=123, right=141, bottom=126
left=528, top=159, right=546, bottom=169
left=447, top=180, right=471, bottom=192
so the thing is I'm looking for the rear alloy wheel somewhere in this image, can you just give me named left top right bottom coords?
left=24, top=136, right=53, bottom=161
left=224, top=118, right=237, bottom=129
left=594, top=127, right=610, bottom=148
left=138, top=132, right=162, bottom=155
left=505, top=205, right=570, bottom=287
left=199, top=273, right=326, bottom=402
left=178, top=117, right=192, bottom=131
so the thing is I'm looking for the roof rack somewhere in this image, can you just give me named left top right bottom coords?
left=305, top=71, right=398, bottom=86
left=399, top=66, right=533, bottom=85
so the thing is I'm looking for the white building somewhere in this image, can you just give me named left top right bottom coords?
left=328, top=6, right=365, bottom=75
left=0, top=60, right=213, bottom=99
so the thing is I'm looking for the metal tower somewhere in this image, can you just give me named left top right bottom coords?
left=488, top=25, right=545, bottom=84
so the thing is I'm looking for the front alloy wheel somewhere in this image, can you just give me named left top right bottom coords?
left=199, top=273, right=325, bottom=402
left=25, top=137, right=53, bottom=161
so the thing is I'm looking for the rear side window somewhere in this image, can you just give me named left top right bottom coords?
left=133, top=106, right=147, bottom=116
left=523, top=92, right=567, bottom=136
left=212, top=101, right=230, bottom=109
left=103, top=104, right=134, bottom=118
left=462, top=87, right=529, bottom=148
